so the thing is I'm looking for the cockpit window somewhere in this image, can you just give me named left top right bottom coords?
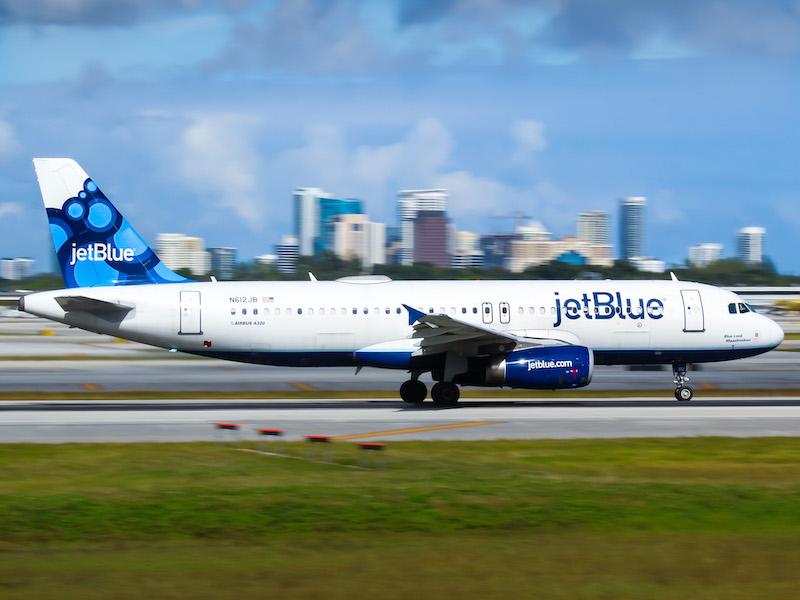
left=728, top=303, right=737, bottom=314
left=747, top=303, right=757, bottom=313
left=738, top=303, right=750, bottom=313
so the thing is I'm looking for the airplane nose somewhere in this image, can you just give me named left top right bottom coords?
left=763, top=317, right=784, bottom=348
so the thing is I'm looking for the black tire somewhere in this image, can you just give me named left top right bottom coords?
left=400, top=380, right=426, bottom=404
left=431, top=382, right=460, bottom=406
left=675, top=386, right=694, bottom=401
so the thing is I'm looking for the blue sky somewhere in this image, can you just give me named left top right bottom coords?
left=1, top=0, right=799, bottom=273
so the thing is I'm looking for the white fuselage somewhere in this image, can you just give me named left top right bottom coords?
left=21, top=279, right=784, bottom=368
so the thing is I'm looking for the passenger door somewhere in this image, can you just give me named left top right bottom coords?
left=179, top=290, right=202, bottom=335
left=681, top=289, right=704, bottom=332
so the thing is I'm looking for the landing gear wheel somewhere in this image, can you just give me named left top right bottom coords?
left=675, top=386, right=694, bottom=401
left=431, top=382, right=460, bottom=406
left=671, top=362, right=693, bottom=401
left=400, top=380, right=427, bottom=404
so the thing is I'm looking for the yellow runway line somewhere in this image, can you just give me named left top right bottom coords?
left=290, top=382, right=316, bottom=391
left=332, top=421, right=500, bottom=441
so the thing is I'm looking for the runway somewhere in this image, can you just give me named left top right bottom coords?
left=2, top=397, right=800, bottom=443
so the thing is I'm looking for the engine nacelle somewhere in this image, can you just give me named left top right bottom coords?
left=466, top=345, right=593, bottom=389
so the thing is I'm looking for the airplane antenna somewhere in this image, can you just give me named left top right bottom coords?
left=669, top=272, right=678, bottom=282
left=308, top=272, right=318, bottom=281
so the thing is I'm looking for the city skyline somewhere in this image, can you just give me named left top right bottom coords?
left=0, top=1, right=798, bottom=273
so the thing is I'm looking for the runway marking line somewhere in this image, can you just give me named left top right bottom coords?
left=291, top=382, right=316, bottom=391
left=332, top=420, right=500, bottom=441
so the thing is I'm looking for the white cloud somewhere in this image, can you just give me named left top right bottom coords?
left=0, top=202, right=22, bottom=219
left=510, top=118, right=546, bottom=162
left=0, top=120, right=21, bottom=159
left=176, top=112, right=265, bottom=228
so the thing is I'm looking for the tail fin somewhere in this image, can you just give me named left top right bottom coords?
left=33, top=158, right=189, bottom=288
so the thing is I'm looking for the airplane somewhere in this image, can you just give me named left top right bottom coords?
left=19, top=158, right=785, bottom=405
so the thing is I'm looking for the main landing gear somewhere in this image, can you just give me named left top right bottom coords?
left=399, top=374, right=461, bottom=406
left=672, top=362, right=694, bottom=401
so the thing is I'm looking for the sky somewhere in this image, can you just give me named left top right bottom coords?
left=0, top=0, right=799, bottom=273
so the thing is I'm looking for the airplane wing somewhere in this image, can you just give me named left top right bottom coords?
left=403, top=304, right=573, bottom=356
left=55, top=295, right=134, bottom=315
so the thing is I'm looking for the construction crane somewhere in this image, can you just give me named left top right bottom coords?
left=492, top=212, right=532, bottom=230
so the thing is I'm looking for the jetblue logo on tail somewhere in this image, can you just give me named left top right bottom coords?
left=69, top=243, right=135, bottom=266
left=553, top=292, right=664, bottom=327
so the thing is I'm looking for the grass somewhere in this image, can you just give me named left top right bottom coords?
left=1, top=438, right=800, bottom=598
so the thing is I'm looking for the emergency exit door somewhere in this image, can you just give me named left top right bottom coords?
left=179, top=291, right=202, bottom=335
left=680, top=289, right=704, bottom=332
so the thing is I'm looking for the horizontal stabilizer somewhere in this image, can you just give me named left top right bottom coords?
left=55, top=295, right=133, bottom=315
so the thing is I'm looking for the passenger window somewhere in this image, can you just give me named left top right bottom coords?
left=529, top=307, right=534, bottom=314
left=242, top=308, right=247, bottom=315
left=319, top=308, right=325, bottom=315
left=738, top=303, right=749, bottom=313
left=450, top=307, right=456, bottom=315
left=472, top=307, right=478, bottom=314
left=461, top=307, right=467, bottom=314
left=363, top=308, right=369, bottom=314
left=484, top=306, right=490, bottom=314
left=429, top=308, right=434, bottom=313
left=352, top=308, right=357, bottom=315
left=501, top=306, right=508, bottom=314
left=728, top=303, right=737, bottom=314
left=374, top=307, right=379, bottom=315
left=297, top=308, right=302, bottom=315
left=264, top=308, right=270, bottom=316
left=518, top=307, right=524, bottom=315
left=275, top=308, right=281, bottom=316
left=396, top=307, right=401, bottom=314
left=253, top=308, right=258, bottom=315
left=230, top=308, right=235, bottom=316
left=539, top=307, right=545, bottom=315
left=385, top=307, right=390, bottom=314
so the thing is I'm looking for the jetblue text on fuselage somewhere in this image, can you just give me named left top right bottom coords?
left=553, top=291, right=664, bottom=327
left=69, top=243, right=134, bottom=266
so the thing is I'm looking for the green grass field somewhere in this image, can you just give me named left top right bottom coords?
left=1, top=438, right=800, bottom=599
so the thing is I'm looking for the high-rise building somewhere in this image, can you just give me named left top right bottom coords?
left=294, top=187, right=325, bottom=256
left=317, top=197, right=363, bottom=254
left=516, top=221, right=551, bottom=242
left=156, top=233, right=209, bottom=276
left=737, top=227, right=766, bottom=265
left=293, top=187, right=364, bottom=256
left=397, top=189, right=447, bottom=265
left=332, top=214, right=386, bottom=268
left=413, top=210, right=449, bottom=268
left=619, top=196, right=646, bottom=260
left=275, top=234, right=299, bottom=274
left=254, top=254, right=278, bottom=266
left=208, top=247, right=237, bottom=280
left=480, top=234, right=516, bottom=269
left=450, top=230, right=483, bottom=269
left=508, top=237, right=612, bottom=273
left=577, top=211, right=609, bottom=246
left=0, top=257, right=34, bottom=280
left=688, top=243, right=723, bottom=267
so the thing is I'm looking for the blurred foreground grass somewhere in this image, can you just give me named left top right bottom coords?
left=1, top=438, right=799, bottom=599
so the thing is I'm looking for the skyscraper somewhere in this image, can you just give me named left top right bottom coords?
left=413, top=210, right=450, bottom=268
left=619, top=196, right=646, bottom=260
left=577, top=211, right=609, bottom=246
left=294, top=187, right=325, bottom=256
left=317, top=197, right=363, bottom=254
left=293, top=187, right=364, bottom=256
left=208, top=247, right=237, bottom=280
left=397, top=189, right=447, bottom=265
left=275, top=235, right=299, bottom=274
left=737, top=227, right=766, bottom=265
left=332, top=214, right=386, bottom=268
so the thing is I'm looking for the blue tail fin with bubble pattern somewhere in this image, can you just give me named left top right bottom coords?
left=34, top=158, right=191, bottom=288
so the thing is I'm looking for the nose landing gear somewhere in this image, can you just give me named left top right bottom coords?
left=673, top=362, right=693, bottom=401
